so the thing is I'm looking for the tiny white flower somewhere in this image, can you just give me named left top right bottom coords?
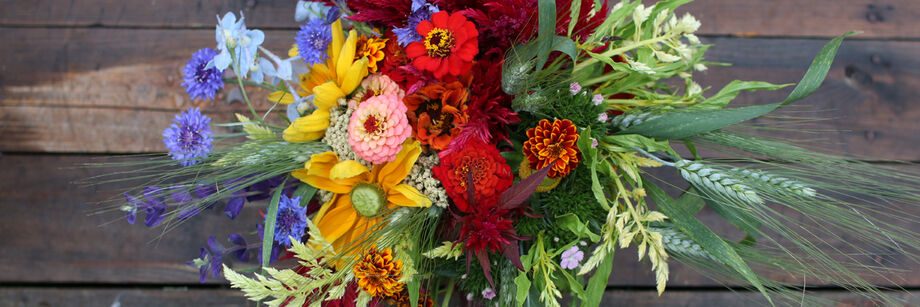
left=630, top=61, right=656, bottom=74
left=685, top=33, right=701, bottom=45
left=654, top=50, right=681, bottom=63
left=569, top=82, right=582, bottom=95
left=592, top=94, right=604, bottom=105
left=632, top=4, right=653, bottom=24
left=688, top=82, right=702, bottom=96
left=673, top=13, right=701, bottom=34
left=466, top=293, right=474, bottom=301
left=482, top=287, right=496, bottom=300
left=694, top=63, right=708, bottom=71
left=654, top=10, right=670, bottom=27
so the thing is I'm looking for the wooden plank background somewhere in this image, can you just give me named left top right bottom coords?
left=1, top=0, right=918, bottom=305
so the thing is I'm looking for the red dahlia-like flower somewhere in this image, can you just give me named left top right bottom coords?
left=406, top=11, right=479, bottom=79
left=522, top=119, right=581, bottom=179
left=432, top=139, right=513, bottom=212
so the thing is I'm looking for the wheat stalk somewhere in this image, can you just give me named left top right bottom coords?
left=674, top=160, right=764, bottom=205
left=731, top=168, right=817, bottom=197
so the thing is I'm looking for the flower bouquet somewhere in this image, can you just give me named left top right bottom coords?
left=98, top=0, right=920, bottom=306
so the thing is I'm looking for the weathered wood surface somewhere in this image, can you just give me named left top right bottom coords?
left=2, top=0, right=919, bottom=305
left=3, top=27, right=920, bottom=158
left=1, top=1, right=917, bottom=39
left=0, top=288, right=914, bottom=307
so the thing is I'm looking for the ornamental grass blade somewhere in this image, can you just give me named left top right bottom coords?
left=499, top=165, right=552, bottom=209
left=261, top=176, right=288, bottom=271
left=644, top=180, right=774, bottom=306
left=581, top=252, right=613, bottom=307
left=618, top=32, right=856, bottom=139
left=535, top=0, right=557, bottom=68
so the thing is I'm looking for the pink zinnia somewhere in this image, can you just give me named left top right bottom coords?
left=348, top=74, right=405, bottom=109
left=348, top=94, right=412, bottom=164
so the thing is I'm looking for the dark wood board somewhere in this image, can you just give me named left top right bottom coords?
left=0, top=287, right=914, bottom=306
left=3, top=27, right=920, bottom=158
left=1, top=1, right=918, bottom=39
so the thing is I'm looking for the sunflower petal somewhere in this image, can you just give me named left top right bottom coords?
left=336, top=30, right=358, bottom=84
left=340, top=58, right=369, bottom=94
left=314, top=195, right=359, bottom=246
left=313, top=82, right=346, bottom=109
left=388, top=184, right=432, bottom=208
left=330, top=19, right=344, bottom=62
left=374, top=140, right=421, bottom=188
left=330, top=160, right=371, bottom=180
left=268, top=90, right=295, bottom=105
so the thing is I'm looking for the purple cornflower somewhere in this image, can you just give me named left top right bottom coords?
left=481, top=287, right=496, bottom=300
left=560, top=245, right=584, bottom=270
left=163, top=108, right=213, bottom=167
left=295, top=18, right=332, bottom=65
left=272, top=195, right=307, bottom=247
left=597, top=112, right=609, bottom=122
left=182, top=48, right=225, bottom=100
left=393, top=0, right=439, bottom=46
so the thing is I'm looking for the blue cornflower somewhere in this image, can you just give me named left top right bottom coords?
left=162, top=108, right=214, bottom=167
left=211, top=12, right=265, bottom=79
left=295, top=18, right=332, bottom=65
left=182, top=48, right=225, bottom=100
left=393, top=0, right=439, bottom=46
left=272, top=195, right=307, bottom=247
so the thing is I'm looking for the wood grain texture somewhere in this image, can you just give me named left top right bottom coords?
left=0, top=288, right=249, bottom=307
left=3, top=27, right=920, bottom=157
left=601, top=290, right=920, bottom=306
left=1, top=1, right=918, bottom=39
left=0, top=154, right=266, bottom=284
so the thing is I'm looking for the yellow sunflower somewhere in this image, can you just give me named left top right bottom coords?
left=292, top=141, right=431, bottom=260
left=283, top=19, right=370, bottom=143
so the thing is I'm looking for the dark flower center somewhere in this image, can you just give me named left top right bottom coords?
left=363, top=115, right=382, bottom=134
left=424, top=28, right=455, bottom=58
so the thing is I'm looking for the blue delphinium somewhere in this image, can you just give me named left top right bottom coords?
left=393, top=0, right=439, bottom=46
left=162, top=108, right=214, bottom=167
left=272, top=195, right=307, bottom=247
left=182, top=48, right=225, bottom=100
left=210, top=12, right=265, bottom=79
left=122, top=187, right=168, bottom=226
left=295, top=18, right=333, bottom=65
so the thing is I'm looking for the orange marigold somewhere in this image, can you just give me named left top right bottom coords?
left=522, top=119, right=581, bottom=179
left=403, top=79, right=470, bottom=150
left=353, top=248, right=404, bottom=297
left=356, top=35, right=388, bottom=73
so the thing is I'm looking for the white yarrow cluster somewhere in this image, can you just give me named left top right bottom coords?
left=405, top=154, right=450, bottom=208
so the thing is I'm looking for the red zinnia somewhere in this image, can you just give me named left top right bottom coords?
left=406, top=11, right=479, bottom=79
left=432, top=139, right=513, bottom=212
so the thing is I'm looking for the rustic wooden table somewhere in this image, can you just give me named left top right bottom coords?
left=1, top=0, right=919, bottom=306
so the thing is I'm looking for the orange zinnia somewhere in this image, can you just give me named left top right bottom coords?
left=403, top=80, right=470, bottom=150
left=522, top=119, right=581, bottom=179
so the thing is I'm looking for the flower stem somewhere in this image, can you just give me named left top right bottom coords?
left=574, top=34, right=677, bottom=72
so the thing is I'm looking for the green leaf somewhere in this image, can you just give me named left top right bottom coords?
left=589, top=153, right=609, bottom=210
left=581, top=252, right=613, bottom=307
left=618, top=32, right=856, bottom=139
left=645, top=180, right=773, bottom=305
left=560, top=269, right=587, bottom=299
left=781, top=31, right=859, bottom=106
left=603, top=134, right=672, bottom=153
left=577, top=127, right=596, bottom=162
left=697, top=81, right=791, bottom=110
left=409, top=278, right=420, bottom=307
left=514, top=270, right=532, bottom=307
left=566, top=0, right=581, bottom=37
left=291, top=184, right=317, bottom=206
left=551, top=35, right=579, bottom=62
left=535, top=0, right=557, bottom=68
left=262, top=176, right=289, bottom=271
left=557, top=213, right=602, bottom=242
